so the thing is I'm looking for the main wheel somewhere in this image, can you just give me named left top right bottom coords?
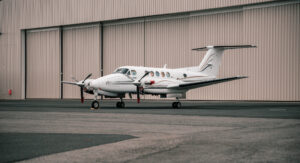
left=172, top=102, right=181, bottom=109
left=120, top=102, right=125, bottom=108
left=116, top=102, right=125, bottom=108
left=116, top=102, right=120, bottom=108
left=176, top=102, right=181, bottom=108
left=172, top=102, right=177, bottom=108
left=92, top=100, right=99, bottom=109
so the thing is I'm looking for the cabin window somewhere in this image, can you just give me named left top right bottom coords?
left=166, top=72, right=170, bottom=77
left=150, top=71, right=154, bottom=77
left=155, top=71, right=160, bottom=77
left=161, top=72, right=165, bottom=77
left=183, top=73, right=187, bottom=78
left=131, top=70, right=137, bottom=76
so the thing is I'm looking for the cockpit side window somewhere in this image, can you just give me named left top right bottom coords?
left=114, top=68, right=129, bottom=74
left=127, top=70, right=131, bottom=76
left=131, top=70, right=137, bottom=76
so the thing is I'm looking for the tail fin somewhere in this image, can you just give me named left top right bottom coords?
left=192, top=45, right=256, bottom=77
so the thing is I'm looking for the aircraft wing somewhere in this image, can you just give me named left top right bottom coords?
left=168, top=76, right=247, bottom=89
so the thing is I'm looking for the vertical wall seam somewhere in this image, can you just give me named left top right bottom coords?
left=60, top=26, right=63, bottom=99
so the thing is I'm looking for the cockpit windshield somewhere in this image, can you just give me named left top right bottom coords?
left=113, top=68, right=129, bottom=74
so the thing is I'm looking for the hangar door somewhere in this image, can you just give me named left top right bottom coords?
left=26, top=28, right=60, bottom=98
left=62, top=25, right=101, bottom=99
left=103, top=22, right=144, bottom=75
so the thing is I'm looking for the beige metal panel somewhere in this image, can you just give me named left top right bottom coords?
left=145, top=18, right=190, bottom=69
left=62, top=25, right=101, bottom=99
left=144, top=18, right=190, bottom=99
left=0, top=0, right=22, bottom=99
left=103, top=22, right=144, bottom=75
left=17, top=0, right=277, bottom=29
left=26, top=29, right=60, bottom=98
left=103, top=22, right=144, bottom=99
left=188, top=11, right=244, bottom=100
left=242, top=3, right=300, bottom=101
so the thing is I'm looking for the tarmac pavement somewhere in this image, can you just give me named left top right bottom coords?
left=0, top=100, right=299, bottom=162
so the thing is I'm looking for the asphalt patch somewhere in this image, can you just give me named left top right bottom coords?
left=0, top=133, right=136, bottom=162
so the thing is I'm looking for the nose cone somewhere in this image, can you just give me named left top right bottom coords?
left=89, top=77, right=107, bottom=89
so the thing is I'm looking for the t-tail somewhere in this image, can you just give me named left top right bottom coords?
left=192, top=45, right=256, bottom=77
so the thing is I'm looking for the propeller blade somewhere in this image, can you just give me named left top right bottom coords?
left=138, top=71, right=150, bottom=82
left=136, top=86, right=140, bottom=103
left=71, top=76, right=79, bottom=82
left=133, top=71, right=150, bottom=87
left=83, top=73, right=92, bottom=83
left=80, top=87, right=84, bottom=103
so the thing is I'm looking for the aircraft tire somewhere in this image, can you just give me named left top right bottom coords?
left=172, top=102, right=181, bottom=109
left=116, top=102, right=120, bottom=108
left=176, top=102, right=181, bottom=108
left=172, top=102, right=177, bottom=109
left=92, top=101, right=99, bottom=109
left=120, top=102, right=125, bottom=108
left=116, top=102, right=125, bottom=108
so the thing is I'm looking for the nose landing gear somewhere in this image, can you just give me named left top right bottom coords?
left=91, top=90, right=100, bottom=109
left=92, top=100, right=99, bottom=109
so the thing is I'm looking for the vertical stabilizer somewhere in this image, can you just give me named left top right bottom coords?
left=192, top=45, right=256, bottom=77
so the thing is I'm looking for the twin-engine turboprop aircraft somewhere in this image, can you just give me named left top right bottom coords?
left=62, top=45, right=256, bottom=109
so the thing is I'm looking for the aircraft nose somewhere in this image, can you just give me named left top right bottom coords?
left=89, top=80, right=97, bottom=89
left=89, top=77, right=106, bottom=89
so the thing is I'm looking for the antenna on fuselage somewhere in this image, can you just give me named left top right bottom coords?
left=163, top=64, right=167, bottom=69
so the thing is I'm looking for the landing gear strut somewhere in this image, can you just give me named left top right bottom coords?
left=172, top=98, right=181, bottom=109
left=116, top=98, right=125, bottom=108
left=91, top=90, right=99, bottom=109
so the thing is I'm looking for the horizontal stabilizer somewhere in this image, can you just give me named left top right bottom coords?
left=192, top=45, right=256, bottom=51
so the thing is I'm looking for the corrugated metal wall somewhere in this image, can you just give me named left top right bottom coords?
left=62, top=25, right=101, bottom=99
left=0, top=0, right=299, bottom=101
left=188, top=11, right=245, bottom=100
left=26, top=29, right=60, bottom=98
left=103, top=22, right=145, bottom=75
left=102, top=3, right=300, bottom=101
left=16, top=0, right=275, bottom=29
left=241, top=3, right=300, bottom=101
left=0, top=0, right=22, bottom=99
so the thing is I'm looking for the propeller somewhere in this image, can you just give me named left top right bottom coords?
left=132, top=71, right=150, bottom=103
left=62, top=73, right=93, bottom=103
left=78, top=73, right=92, bottom=103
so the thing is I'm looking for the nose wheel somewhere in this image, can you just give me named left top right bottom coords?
left=172, top=102, right=181, bottom=108
left=91, top=100, right=99, bottom=109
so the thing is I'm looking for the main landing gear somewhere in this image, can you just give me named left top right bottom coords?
left=172, top=98, right=181, bottom=109
left=116, top=97, right=125, bottom=108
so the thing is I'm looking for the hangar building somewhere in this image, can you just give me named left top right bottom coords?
left=0, top=0, right=299, bottom=101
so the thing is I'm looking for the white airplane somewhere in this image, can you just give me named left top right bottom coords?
left=62, top=45, right=256, bottom=109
